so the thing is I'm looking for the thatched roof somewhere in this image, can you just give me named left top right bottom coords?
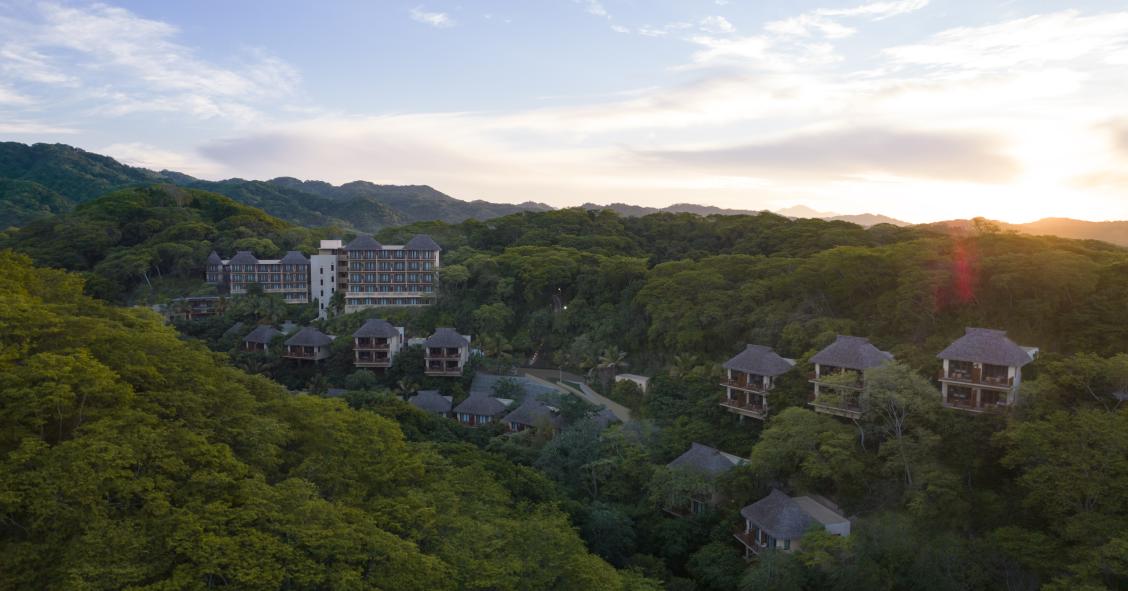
left=345, top=235, right=382, bottom=251
left=426, top=327, right=469, bottom=348
left=937, top=327, right=1034, bottom=367
left=244, top=325, right=282, bottom=344
left=810, top=336, right=893, bottom=370
left=409, top=390, right=453, bottom=413
left=667, top=443, right=747, bottom=479
left=405, top=234, right=441, bottom=251
left=284, top=327, right=334, bottom=347
left=723, top=345, right=795, bottom=376
left=740, top=490, right=848, bottom=539
left=353, top=318, right=400, bottom=338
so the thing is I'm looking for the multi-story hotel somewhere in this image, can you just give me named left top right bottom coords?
left=205, top=250, right=311, bottom=303
left=936, top=328, right=1037, bottom=413
left=341, top=234, right=441, bottom=314
left=206, top=233, right=440, bottom=317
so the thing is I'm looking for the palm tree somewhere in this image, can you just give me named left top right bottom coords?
left=481, top=334, right=514, bottom=372
left=591, top=346, right=628, bottom=391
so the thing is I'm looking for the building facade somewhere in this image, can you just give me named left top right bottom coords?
left=937, top=328, right=1037, bottom=413
left=205, top=250, right=311, bottom=303
left=734, top=490, right=850, bottom=558
left=424, top=328, right=471, bottom=377
left=352, top=318, right=405, bottom=371
left=282, top=327, right=335, bottom=361
left=808, top=335, right=894, bottom=419
left=343, top=234, right=441, bottom=314
left=205, top=233, right=440, bottom=317
left=721, top=345, right=795, bottom=421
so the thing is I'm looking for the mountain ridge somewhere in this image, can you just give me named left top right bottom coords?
left=2, top=142, right=1127, bottom=246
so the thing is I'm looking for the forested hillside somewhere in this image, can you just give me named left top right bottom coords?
left=0, top=184, right=320, bottom=304
left=0, top=251, right=658, bottom=591
left=4, top=188, right=1128, bottom=590
left=0, top=142, right=550, bottom=231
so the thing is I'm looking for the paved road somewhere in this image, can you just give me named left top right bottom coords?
left=520, top=369, right=633, bottom=422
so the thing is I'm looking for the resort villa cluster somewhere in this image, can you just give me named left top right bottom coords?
left=191, top=230, right=1049, bottom=563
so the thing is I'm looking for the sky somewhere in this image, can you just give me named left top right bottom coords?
left=1, top=1, right=1127, bottom=223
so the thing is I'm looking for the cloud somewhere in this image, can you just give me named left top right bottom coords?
left=698, top=16, right=735, bottom=34
left=819, top=0, right=929, bottom=20
left=766, top=0, right=926, bottom=40
left=0, top=83, right=31, bottom=105
left=0, top=119, right=77, bottom=134
left=765, top=14, right=856, bottom=39
left=409, top=6, right=455, bottom=28
left=0, top=3, right=299, bottom=122
left=575, top=0, right=609, bottom=19
left=101, top=142, right=221, bottom=177
left=638, top=127, right=1020, bottom=183
left=884, top=10, right=1128, bottom=71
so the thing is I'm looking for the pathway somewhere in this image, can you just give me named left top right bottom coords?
left=520, top=369, right=633, bottom=422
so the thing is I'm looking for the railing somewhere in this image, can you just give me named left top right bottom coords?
left=284, top=348, right=319, bottom=359
left=809, top=393, right=863, bottom=418
left=721, top=379, right=767, bottom=392
left=426, top=351, right=461, bottom=359
left=719, top=399, right=768, bottom=418
left=354, top=340, right=390, bottom=350
left=810, top=369, right=864, bottom=388
left=940, top=371, right=1013, bottom=386
left=733, top=530, right=762, bottom=554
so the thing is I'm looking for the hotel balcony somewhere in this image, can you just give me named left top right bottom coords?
left=719, top=398, right=768, bottom=420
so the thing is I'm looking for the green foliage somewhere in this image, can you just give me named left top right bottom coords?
left=0, top=251, right=654, bottom=590
left=2, top=184, right=318, bottom=305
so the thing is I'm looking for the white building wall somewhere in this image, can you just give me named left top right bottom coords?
left=311, top=254, right=339, bottom=319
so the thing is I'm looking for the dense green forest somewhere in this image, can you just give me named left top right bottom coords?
left=0, top=251, right=659, bottom=590
left=3, top=182, right=1128, bottom=590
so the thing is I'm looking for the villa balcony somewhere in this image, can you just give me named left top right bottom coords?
left=426, top=350, right=462, bottom=359
left=283, top=348, right=321, bottom=360
left=809, top=371, right=864, bottom=390
left=809, top=393, right=863, bottom=419
left=355, top=354, right=391, bottom=367
left=425, top=365, right=463, bottom=376
left=354, top=339, right=390, bottom=351
left=719, top=398, right=768, bottom=420
left=733, top=530, right=763, bottom=558
left=721, top=379, right=767, bottom=393
left=938, top=371, right=1014, bottom=389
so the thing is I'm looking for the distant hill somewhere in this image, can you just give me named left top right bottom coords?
left=0, top=142, right=170, bottom=227
left=923, top=217, right=1128, bottom=247
left=0, top=142, right=552, bottom=231
left=583, top=202, right=909, bottom=227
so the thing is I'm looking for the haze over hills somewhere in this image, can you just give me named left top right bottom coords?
left=2, top=142, right=1127, bottom=246
left=581, top=202, right=910, bottom=228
